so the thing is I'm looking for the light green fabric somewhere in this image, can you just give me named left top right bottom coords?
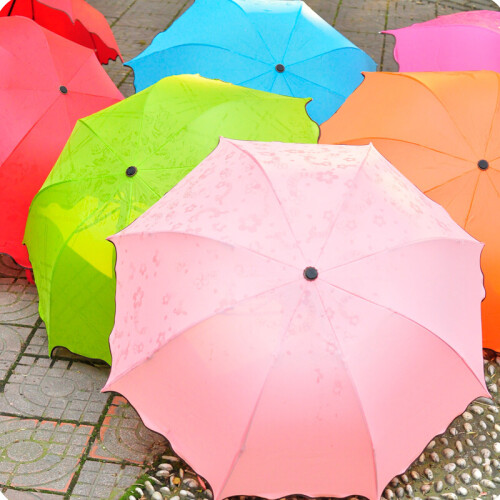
left=24, top=74, right=319, bottom=364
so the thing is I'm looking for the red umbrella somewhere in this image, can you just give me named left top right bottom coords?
left=0, top=16, right=123, bottom=268
left=0, top=0, right=122, bottom=64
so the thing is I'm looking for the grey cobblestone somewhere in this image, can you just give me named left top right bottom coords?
left=0, top=417, right=92, bottom=491
left=90, top=396, right=167, bottom=465
left=1, top=490, right=63, bottom=499
left=0, top=325, right=31, bottom=379
left=0, top=357, right=109, bottom=423
left=71, top=460, right=144, bottom=499
left=0, top=283, right=39, bottom=327
left=23, top=328, right=49, bottom=357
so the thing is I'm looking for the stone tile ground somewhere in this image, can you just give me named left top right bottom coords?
left=0, top=256, right=167, bottom=499
left=1, top=0, right=499, bottom=498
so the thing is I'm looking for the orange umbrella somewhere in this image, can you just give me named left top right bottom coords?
left=320, top=70, right=500, bottom=351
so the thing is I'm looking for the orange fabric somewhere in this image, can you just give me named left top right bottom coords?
left=320, top=70, right=500, bottom=351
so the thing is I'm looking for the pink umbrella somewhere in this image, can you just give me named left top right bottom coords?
left=384, top=10, right=500, bottom=72
left=104, top=140, right=487, bottom=500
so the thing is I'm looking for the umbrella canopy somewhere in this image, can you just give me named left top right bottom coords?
left=0, top=16, right=123, bottom=268
left=320, top=70, right=500, bottom=351
left=0, top=0, right=121, bottom=64
left=384, top=11, right=500, bottom=72
left=126, top=0, right=376, bottom=124
left=24, top=75, right=319, bottom=364
left=104, top=139, right=487, bottom=500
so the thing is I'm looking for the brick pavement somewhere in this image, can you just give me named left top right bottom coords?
left=1, top=0, right=498, bottom=498
left=0, top=256, right=168, bottom=499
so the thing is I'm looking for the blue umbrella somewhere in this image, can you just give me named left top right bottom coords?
left=126, top=0, right=376, bottom=124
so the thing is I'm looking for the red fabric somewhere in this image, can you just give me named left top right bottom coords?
left=0, top=17, right=123, bottom=268
left=0, top=0, right=122, bottom=64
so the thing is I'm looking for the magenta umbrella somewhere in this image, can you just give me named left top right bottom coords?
left=104, top=140, right=487, bottom=500
left=384, top=10, right=500, bottom=71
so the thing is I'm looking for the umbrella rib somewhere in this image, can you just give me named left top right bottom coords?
left=134, top=42, right=271, bottom=66
left=40, top=24, right=76, bottom=86
left=114, top=230, right=300, bottom=272
left=316, top=145, right=370, bottom=264
left=483, top=72, right=500, bottom=156
left=65, top=90, right=123, bottom=99
left=124, top=180, right=134, bottom=231
left=137, top=127, right=192, bottom=170
left=485, top=170, right=500, bottom=199
left=286, top=46, right=367, bottom=67
left=314, top=287, right=378, bottom=498
left=34, top=173, right=123, bottom=197
left=423, top=168, right=476, bottom=195
left=7, top=0, right=17, bottom=16
left=463, top=172, right=481, bottom=230
left=335, top=136, right=472, bottom=163
left=279, top=74, right=295, bottom=97
left=394, top=73, right=480, bottom=158
left=228, top=140, right=307, bottom=261
left=320, top=236, right=477, bottom=275
left=272, top=71, right=281, bottom=91
left=65, top=51, right=107, bottom=89
left=228, top=0, right=277, bottom=62
left=0, top=92, right=61, bottom=169
left=136, top=176, right=162, bottom=199
left=79, top=119, right=129, bottom=167
left=284, top=72, right=348, bottom=100
left=281, top=3, right=303, bottom=63
left=132, top=166, right=195, bottom=172
left=238, top=69, right=274, bottom=86
left=319, top=279, right=488, bottom=391
left=107, top=279, right=302, bottom=385
left=215, top=289, right=306, bottom=498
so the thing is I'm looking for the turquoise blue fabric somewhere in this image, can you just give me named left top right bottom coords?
left=126, top=0, right=377, bottom=124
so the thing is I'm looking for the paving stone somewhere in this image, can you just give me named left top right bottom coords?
left=2, top=489, right=63, bottom=499
left=0, top=358, right=109, bottom=423
left=309, top=0, right=341, bottom=24
left=339, top=30, right=385, bottom=66
left=118, top=0, right=187, bottom=30
left=89, top=396, right=167, bottom=465
left=87, top=0, right=136, bottom=20
left=23, top=329, right=49, bottom=357
left=0, top=325, right=32, bottom=379
left=118, top=80, right=137, bottom=98
left=71, top=460, right=144, bottom=499
left=0, top=279, right=39, bottom=327
left=335, top=4, right=388, bottom=33
left=0, top=417, right=92, bottom=492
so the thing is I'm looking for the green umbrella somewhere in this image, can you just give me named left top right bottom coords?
left=24, top=74, right=319, bottom=363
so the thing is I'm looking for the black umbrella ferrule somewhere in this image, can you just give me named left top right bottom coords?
left=275, top=64, right=285, bottom=73
left=478, top=159, right=489, bottom=171
left=304, top=267, right=318, bottom=281
left=126, top=166, right=138, bottom=177
left=59, top=86, right=68, bottom=94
